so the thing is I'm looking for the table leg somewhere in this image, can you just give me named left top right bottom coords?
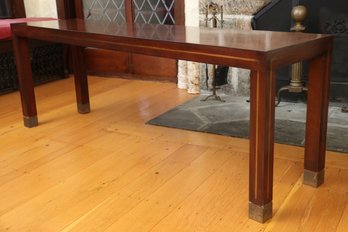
left=71, top=46, right=90, bottom=114
left=304, top=51, right=332, bottom=187
left=248, top=70, right=276, bottom=223
left=12, top=36, right=38, bottom=128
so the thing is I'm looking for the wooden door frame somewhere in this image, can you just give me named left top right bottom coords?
left=5, top=0, right=26, bottom=18
left=56, top=0, right=75, bottom=19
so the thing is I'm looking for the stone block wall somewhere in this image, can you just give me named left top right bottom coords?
left=179, top=0, right=270, bottom=96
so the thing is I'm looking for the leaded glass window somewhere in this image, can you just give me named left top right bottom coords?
left=133, top=0, right=175, bottom=25
left=83, top=0, right=126, bottom=22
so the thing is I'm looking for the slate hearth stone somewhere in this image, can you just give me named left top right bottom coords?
left=148, top=96, right=348, bottom=153
left=202, top=119, right=306, bottom=147
left=150, top=108, right=205, bottom=131
left=327, top=126, right=348, bottom=153
left=203, top=120, right=250, bottom=138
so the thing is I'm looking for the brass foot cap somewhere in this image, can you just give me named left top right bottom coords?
left=303, top=169, right=324, bottom=187
left=78, top=103, right=90, bottom=114
left=248, top=201, right=272, bottom=223
left=24, top=116, right=38, bottom=128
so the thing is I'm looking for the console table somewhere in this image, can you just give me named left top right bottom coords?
left=11, top=19, right=333, bottom=223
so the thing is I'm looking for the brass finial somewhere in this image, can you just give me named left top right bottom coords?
left=290, top=5, right=307, bottom=32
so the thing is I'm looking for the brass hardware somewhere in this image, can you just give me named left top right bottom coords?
left=248, top=201, right=273, bottom=223
left=303, top=169, right=325, bottom=187
left=290, top=5, right=307, bottom=32
left=276, top=5, right=308, bottom=106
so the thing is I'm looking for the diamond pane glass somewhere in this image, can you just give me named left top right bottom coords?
left=82, top=0, right=126, bottom=22
left=133, top=0, right=175, bottom=25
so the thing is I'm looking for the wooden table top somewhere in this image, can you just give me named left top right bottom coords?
left=12, top=19, right=331, bottom=50
left=11, top=19, right=332, bottom=70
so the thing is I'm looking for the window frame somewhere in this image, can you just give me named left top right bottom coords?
left=57, top=0, right=184, bottom=25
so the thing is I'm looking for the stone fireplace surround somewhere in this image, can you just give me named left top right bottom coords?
left=178, top=0, right=271, bottom=95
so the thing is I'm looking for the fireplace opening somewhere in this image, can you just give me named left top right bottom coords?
left=253, top=0, right=348, bottom=103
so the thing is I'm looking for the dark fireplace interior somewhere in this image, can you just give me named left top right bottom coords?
left=252, top=0, right=348, bottom=102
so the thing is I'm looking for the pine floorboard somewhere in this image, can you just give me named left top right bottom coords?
left=0, top=76, right=347, bottom=232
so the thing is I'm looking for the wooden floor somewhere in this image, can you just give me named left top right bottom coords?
left=0, top=76, right=347, bottom=232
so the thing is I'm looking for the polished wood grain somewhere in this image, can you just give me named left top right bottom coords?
left=56, top=0, right=180, bottom=80
left=131, top=54, right=177, bottom=80
left=304, top=51, right=332, bottom=187
left=11, top=35, right=38, bottom=126
left=85, top=48, right=129, bottom=75
left=11, top=20, right=331, bottom=68
left=249, top=69, right=276, bottom=218
left=0, top=77, right=347, bottom=232
left=11, top=19, right=333, bottom=222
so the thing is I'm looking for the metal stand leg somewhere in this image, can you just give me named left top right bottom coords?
left=201, top=84, right=225, bottom=102
left=276, top=86, right=290, bottom=106
left=276, top=85, right=308, bottom=106
left=201, top=65, right=225, bottom=102
left=276, top=62, right=307, bottom=106
left=205, top=64, right=209, bottom=89
left=201, top=4, right=225, bottom=103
